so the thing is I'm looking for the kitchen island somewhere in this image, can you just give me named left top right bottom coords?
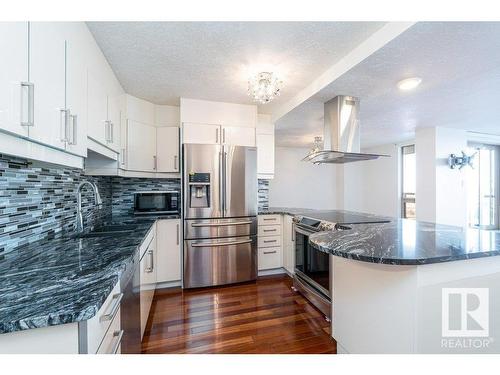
left=310, top=219, right=500, bottom=354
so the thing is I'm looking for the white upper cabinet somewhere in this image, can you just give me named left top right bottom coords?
left=126, top=95, right=155, bottom=125
left=65, top=23, right=89, bottom=157
left=222, top=126, right=256, bottom=147
left=0, top=22, right=29, bottom=137
left=87, top=70, right=108, bottom=145
left=257, top=114, right=275, bottom=178
left=156, top=127, right=179, bottom=172
left=182, top=122, right=220, bottom=145
left=180, top=98, right=257, bottom=128
left=28, top=22, right=67, bottom=150
left=127, top=120, right=157, bottom=172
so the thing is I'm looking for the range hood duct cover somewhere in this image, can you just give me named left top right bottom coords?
left=303, top=95, right=389, bottom=164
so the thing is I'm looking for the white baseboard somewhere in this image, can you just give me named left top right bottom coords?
left=156, top=280, right=182, bottom=289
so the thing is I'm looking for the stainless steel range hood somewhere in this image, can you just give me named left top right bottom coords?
left=302, top=95, right=389, bottom=164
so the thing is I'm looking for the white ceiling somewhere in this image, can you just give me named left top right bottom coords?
left=86, top=22, right=385, bottom=113
left=276, top=22, right=500, bottom=148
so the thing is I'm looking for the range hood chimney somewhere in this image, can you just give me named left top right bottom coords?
left=302, top=95, right=388, bottom=164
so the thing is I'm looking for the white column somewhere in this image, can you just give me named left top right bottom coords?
left=416, top=127, right=468, bottom=226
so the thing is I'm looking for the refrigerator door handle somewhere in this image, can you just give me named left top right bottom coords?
left=223, top=150, right=228, bottom=215
left=219, top=151, right=224, bottom=214
left=191, top=221, right=253, bottom=227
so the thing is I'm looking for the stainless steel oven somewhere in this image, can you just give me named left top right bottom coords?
left=133, top=191, right=180, bottom=215
left=293, top=218, right=332, bottom=319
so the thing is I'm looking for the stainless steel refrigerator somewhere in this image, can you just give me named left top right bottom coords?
left=182, top=144, right=257, bottom=288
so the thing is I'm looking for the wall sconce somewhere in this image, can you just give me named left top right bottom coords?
left=448, top=151, right=476, bottom=170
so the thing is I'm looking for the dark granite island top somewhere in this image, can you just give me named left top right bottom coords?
left=259, top=207, right=391, bottom=224
left=309, top=219, right=500, bottom=265
left=0, top=214, right=179, bottom=334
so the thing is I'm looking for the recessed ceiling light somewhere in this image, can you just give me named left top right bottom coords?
left=397, top=77, right=422, bottom=91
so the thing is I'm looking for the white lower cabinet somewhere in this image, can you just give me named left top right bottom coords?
left=86, top=281, right=123, bottom=354
left=139, top=226, right=157, bottom=340
left=282, top=215, right=295, bottom=275
left=257, top=215, right=283, bottom=271
left=156, top=219, right=181, bottom=283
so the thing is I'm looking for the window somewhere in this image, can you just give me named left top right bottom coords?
left=401, top=145, right=416, bottom=219
left=467, top=143, right=500, bottom=229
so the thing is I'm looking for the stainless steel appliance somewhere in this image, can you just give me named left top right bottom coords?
left=183, top=144, right=257, bottom=288
left=293, top=213, right=390, bottom=320
left=119, top=249, right=141, bottom=353
left=133, top=190, right=180, bottom=215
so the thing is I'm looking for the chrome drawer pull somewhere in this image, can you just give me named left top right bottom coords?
left=191, top=221, right=252, bottom=227
left=100, top=293, right=123, bottom=322
left=263, top=250, right=277, bottom=254
left=262, top=218, right=276, bottom=221
left=111, top=330, right=124, bottom=354
left=263, top=240, right=277, bottom=243
left=192, top=239, right=252, bottom=247
left=263, top=229, right=276, bottom=232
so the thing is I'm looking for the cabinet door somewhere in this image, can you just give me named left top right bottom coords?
left=127, top=120, right=156, bottom=172
left=65, top=23, right=88, bottom=157
left=156, top=127, right=179, bottom=173
left=106, top=94, right=121, bottom=152
left=87, top=70, right=108, bottom=144
left=182, top=122, right=220, bottom=145
left=282, top=215, right=295, bottom=274
left=29, top=22, right=67, bottom=149
left=222, top=126, right=256, bottom=147
left=257, top=133, right=275, bottom=177
left=156, top=219, right=181, bottom=283
left=0, top=22, right=29, bottom=137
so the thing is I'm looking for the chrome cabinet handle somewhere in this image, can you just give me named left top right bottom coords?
left=109, top=121, right=114, bottom=143
left=263, top=229, right=276, bottom=232
left=176, top=223, right=179, bottom=245
left=222, top=128, right=226, bottom=143
left=145, top=250, right=154, bottom=272
left=263, top=218, right=276, bottom=221
left=104, top=120, right=109, bottom=142
left=153, top=155, right=157, bottom=170
left=215, top=128, right=219, bottom=143
left=263, top=250, right=277, bottom=254
left=121, top=148, right=126, bottom=165
left=20, top=82, right=34, bottom=127
left=292, top=223, right=295, bottom=241
left=110, top=330, right=124, bottom=354
left=191, top=221, right=252, bottom=227
left=68, top=114, right=77, bottom=145
left=60, top=109, right=70, bottom=142
left=263, top=239, right=277, bottom=243
left=191, top=239, right=252, bottom=248
left=100, top=293, right=123, bottom=322
left=174, top=155, right=178, bottom=171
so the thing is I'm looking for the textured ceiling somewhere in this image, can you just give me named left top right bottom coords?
left=86, top=21, right=385, bottom=113
left=276, top=22, right=500, bottom=148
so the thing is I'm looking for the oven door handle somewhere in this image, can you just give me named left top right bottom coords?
left=191, top=239, right=253, bottom=247
left=191, top=221, right=253, bottom=227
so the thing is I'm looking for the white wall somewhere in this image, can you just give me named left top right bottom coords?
left=268, top=147, right=337, bottom=209
left=343, top=143, right=400, bottom=218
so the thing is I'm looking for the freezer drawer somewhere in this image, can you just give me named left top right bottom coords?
left=183, top=236, right=257, bottom=288
left=184, top=217, right=257, bottom=240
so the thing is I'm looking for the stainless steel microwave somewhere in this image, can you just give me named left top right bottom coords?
left=133, top=191, right=180, bottom=215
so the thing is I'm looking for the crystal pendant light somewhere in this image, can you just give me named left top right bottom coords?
left=247, top=72, right=283, bottom=104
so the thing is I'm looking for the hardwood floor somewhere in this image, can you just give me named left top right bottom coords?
left=141, top=275, right=337, bottom=354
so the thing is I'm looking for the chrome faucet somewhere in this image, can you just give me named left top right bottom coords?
left=76, top=181, right=103, bottom=233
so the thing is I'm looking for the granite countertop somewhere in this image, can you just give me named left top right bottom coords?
left=309, top=219, right=500, bottom=265
left=0, top=214, right=179, bottom=334
left=258, top=207, right=391, bottom=224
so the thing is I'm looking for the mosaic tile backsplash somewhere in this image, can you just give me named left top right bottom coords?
left=0, top=153, right=181, bottom=255
left=258, top=179, right=270, bottom=211
left=0, top=154, right=111, bottom=255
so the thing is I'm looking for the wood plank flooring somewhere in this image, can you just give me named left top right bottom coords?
left=141, top=275, right=337, bottom=354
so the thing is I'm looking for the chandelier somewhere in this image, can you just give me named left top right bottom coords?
left=247, top=72, right=283, bottom=104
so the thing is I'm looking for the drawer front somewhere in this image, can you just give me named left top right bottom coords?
left=258, top=246, right=282, bottom=270
left=87, top=282, right=122, bottom=354
left=258, top=215, right=281, bottom=225
left=97, top=308, right=123, bottom=354
left=258, top=235, right=281, bottom=248
left=184, top=217, right=257, bottom=240
left=258, top=224, right=281, bottom=237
